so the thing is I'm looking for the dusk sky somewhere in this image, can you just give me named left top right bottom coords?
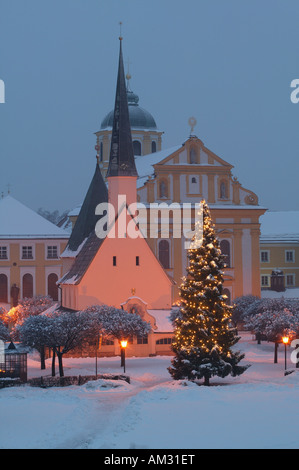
left=0, top=0, right=299, bottom=214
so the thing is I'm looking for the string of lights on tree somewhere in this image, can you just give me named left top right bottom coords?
left=168, top=200, right=248, bottom=386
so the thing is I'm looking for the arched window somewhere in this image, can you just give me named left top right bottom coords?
left=48, top=273, right=59, bottom=301
left=100, top=142, right=103, bottom=162
left=189, top=147, right=198, bottom=164
left=223, top=288, right=231, bottom=305
left=151, top=141, right=157, bottom=153
left=220, top=181, right=228, bottom=199
left=159, top=180, right=168, bottom=199
left=191, top=177, right=197, bottom=184
left=22, top=273, right=33, bottom=299
left=159, top=240, right=170, bottom=269
left=0, top=274, right=8, bottom=303
left=220, top=240, right=231, bottom=268
left=133, top=140, right=141, bottom=156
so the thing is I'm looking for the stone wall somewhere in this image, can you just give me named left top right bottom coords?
left=28, top=373, right=130, bottom=388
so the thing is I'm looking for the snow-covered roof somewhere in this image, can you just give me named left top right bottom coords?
left=261, top=288, right=299, bottom=299
left=68, top=205, right=82, bottom=217
left=260, top=211, right=299, bottom=243
left=210, top=204, right=266, bottom=210
left=148, top=309, right=173, bottom=333
left=0, top=195, right=70, bottom=240
left=135, top=145, right=182, bottom=187
left=40, top=303, right=60, bottom=316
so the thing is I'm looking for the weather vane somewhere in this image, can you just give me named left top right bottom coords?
left=188, top=117, right=197, bottom=135
left=119, top=21, right=123, bottom=40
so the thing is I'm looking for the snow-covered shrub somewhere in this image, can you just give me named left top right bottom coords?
left=84, top=305, right=151, bottom=341
left=232, top=295, right=263, bottom=326
left=0, top=318, right=10, bottom=341
left=6, top=295, right=55, bottom=327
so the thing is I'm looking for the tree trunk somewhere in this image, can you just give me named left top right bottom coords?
left=57, top=352, right=64, bottom=377
left=40, top=346, right=46, bottom=370
left=274, top=342, right=278, bottom=364
left=204, top=375, right=210, bottom=386
left=296, top=345, right=299, bottom=369
left=256, top=333, right=261, bottom=345
left=51, top=348, right=56, bottom=377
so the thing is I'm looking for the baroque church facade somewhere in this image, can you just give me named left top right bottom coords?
left=134, top=136, right=266, bottom=303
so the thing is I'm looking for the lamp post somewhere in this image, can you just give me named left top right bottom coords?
left=120, top=340, right=128, bottom=373
left=282, top=336, right=289, bottom=371
left=95, top=334, right=102, bottom=379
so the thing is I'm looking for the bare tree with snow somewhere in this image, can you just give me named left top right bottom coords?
left=0, top=318, right=10, bottom=342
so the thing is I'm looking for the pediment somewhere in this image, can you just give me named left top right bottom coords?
left=121, top=296, right=157, bottom=330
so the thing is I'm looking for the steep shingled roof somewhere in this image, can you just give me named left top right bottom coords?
left=63, top=163, right=108, bottom=254
left=59, top=230, right=104, bottom=284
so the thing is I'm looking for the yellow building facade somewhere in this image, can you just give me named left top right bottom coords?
left=0, top=195, right=69, bottom=308
left=259, top=211, right=299, bottom=291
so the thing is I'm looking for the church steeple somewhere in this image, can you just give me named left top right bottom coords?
left=106, top=37, right=138, bottom=178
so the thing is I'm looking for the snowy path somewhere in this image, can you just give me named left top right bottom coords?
left=56, top=373, right=170, bottom=449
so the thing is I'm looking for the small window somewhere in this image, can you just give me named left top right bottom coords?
left=113, top=256, right=117, bottom=266
left=159, top=240, right=170, bottom=269
left=220, top=181, right=228, bottom=199
left=0, top=247, right=8, bottom=260
left=100, top=142, right=103, bottom=162
left=261, top=275, right=269, bottom=287
left=0, top=274, right=8, bottom=302
left=151, top=141, right=156, bottom=153
left=133, top=140, right=141, bottom=156
left=156, top=338, right=173, bottom=345
left=159, top=180, right=168, bottom=199
left=260, top=251, right=269, bottom=263
left=220, top=240, right=231, bottom=268
left=136, top=256, right=140, bottom=266
left=189, top=147, right=198, bottom=164
left=191, top=177, right=197, bottom=184
left=48, top=273, right=59, bottom=301
left=47, top=246, right=58, bottom=259
left=22, top=246, right=33, bottom=260
left=137, top=334, right=148, bottom=345
left=285, top=250, right=295, bottom=263
left=222, top=288, right=231, bottom=305
left=102, top=338, right=114, bottom=346
left=286, top=274, right=295, bottom=287
left=22, top=273, right=33, bottom=298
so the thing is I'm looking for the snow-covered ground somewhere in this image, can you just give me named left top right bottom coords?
left=1, top=333, right=299, bottom=449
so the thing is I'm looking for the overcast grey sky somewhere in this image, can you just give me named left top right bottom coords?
left=0, top=0, right=299, bottom=214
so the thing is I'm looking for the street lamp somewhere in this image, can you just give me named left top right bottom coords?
left=120, top=340, right=128, bottom=373
left=282, top=336, right=289, bottom=371
left=95, top=334, right=102, bottom=379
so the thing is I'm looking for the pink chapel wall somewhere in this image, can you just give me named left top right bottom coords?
left=65, top=211, right=174, bottom=311
left=75, top=236, right=173, bottom=310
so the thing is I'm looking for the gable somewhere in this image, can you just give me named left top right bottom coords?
left=135, top=137, right=233, bottom=191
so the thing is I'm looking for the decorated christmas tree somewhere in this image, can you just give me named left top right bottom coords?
left=168, top=200, right=248, bottom=385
